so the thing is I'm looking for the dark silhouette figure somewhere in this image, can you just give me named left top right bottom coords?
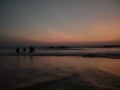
left=29, top=46, right=35, bottom=53
left=16, top=48, right=20, bottom=53
left=23, top=48, right=26, bottom=52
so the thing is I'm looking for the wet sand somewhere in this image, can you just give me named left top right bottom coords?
left=16, top=70, right=120, bottom=90
left=0, top=56, right=120, bottom=90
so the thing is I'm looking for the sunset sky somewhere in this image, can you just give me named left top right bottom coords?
left=0, top=0, right=120, bottom=45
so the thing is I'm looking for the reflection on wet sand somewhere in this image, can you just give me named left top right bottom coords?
left=15, top=56, right=120, bottom=90
left=0, top=56, right=120, bottom=90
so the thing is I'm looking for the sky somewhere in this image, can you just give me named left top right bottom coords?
left=0, top=0, right=120, bottom=45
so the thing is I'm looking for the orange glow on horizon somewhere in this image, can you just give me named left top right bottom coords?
left=23, top=18, right=120, bottom=44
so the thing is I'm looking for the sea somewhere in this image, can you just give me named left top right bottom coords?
left=0, top=46, right=120, bottom=90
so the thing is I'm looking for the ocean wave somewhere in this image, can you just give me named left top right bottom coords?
left=0, top=52, right=120, bottom=59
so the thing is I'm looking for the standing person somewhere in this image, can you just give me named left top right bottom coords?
left=16, top=48, right=20, bottom=53
left=23, top=48, right=26, bottom=52
left=29, top=46, right=35, bottom=53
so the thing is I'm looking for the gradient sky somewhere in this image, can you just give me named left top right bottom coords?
left=0, top=0, right=120, bottom=45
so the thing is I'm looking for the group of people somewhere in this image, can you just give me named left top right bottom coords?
left=16, top=46, right=35, bottom=53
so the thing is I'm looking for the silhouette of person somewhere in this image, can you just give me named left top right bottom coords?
left=23, top=48, right=26, bottom=52
left=16, top=48, right=20, bottom=53
left=29, top=46, right=35, bottom=53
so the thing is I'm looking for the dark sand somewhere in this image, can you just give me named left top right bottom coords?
left=16, top=70, right=120, bottom=90
left=0, top=56, right=120, bottom=90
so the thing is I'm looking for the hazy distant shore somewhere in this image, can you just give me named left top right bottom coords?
left=0, top=44, right=120, bottom=49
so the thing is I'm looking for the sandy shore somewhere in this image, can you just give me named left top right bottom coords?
left=0, top=56, right=119, bottom=90
left=15, top=70, right=120, bottom=90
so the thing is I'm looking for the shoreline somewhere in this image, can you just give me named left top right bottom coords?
left=0, top=52, right=120, bottom=59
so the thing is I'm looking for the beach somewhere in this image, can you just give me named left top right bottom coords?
left=1, top=0, right=120, bottom=89
left=0, top=52, right=120, bottom=90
